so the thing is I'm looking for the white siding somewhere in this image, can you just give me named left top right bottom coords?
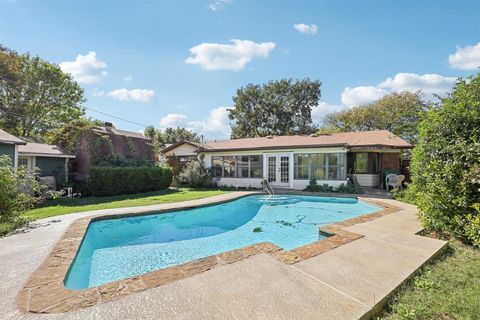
left=356, top=174, right=380, bottom=187
left=164, top=144, right=198, bottom=156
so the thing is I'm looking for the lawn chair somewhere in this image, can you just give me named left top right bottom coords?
left=386, top=174, right=405, bottom=191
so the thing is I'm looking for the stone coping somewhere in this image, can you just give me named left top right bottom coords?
left=16, top=194, right=401, bottom=314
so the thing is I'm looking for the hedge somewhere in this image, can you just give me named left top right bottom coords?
left=87, top=166, right=173, bottom=196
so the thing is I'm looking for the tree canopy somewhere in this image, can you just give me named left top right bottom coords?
left=320, top=91, right=429, bottom=144
left=144, top=126, right=201, bottom=153
left=0, top=46, right=85, bottom=139
left=408, top=74, right=480, bottom=246
left=228, top=78, right=321, bottom=138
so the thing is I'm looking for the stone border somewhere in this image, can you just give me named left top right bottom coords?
left=16, top=196, right=401, bottom=314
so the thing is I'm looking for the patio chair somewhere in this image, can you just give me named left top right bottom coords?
left=386, top=174, right=405, bottom=191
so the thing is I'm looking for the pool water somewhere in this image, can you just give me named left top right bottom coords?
left=65, top=195, right=381, bottom=289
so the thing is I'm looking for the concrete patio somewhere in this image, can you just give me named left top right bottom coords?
left=0, top=193, right=446, bottom=320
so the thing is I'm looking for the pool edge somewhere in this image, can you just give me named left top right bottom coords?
left=16, top=194, right=401, bottom=314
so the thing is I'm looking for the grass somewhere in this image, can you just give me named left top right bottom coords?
left=380, top=240, right=480, bottom=320
left=24, top=188, right=230, bottom=221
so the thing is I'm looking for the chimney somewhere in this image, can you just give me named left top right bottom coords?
left=104, top=122, right=113, bottom=128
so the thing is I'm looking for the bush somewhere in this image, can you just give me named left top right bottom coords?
left=408, top=74, right=480, bottom=246
left=0, top=155, right=41, bottom=235
left=87, top=166, right=173, bottom=196
left=304, top=176, right=362, bottom=194
left=177, top=160, right=211, bottom=188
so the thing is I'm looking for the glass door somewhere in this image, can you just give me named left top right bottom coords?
left=266, top=154, right=290, bottom=187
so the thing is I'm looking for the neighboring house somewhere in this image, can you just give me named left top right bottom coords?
left=0, top=128, right=26, bottom=167
left=75, top=122, right=155, bottom=181
left=18, top=142, right=75, bottom=185
left=162, top=130, right=412, bottom=189
left=0, top=129, right=74, bottom=186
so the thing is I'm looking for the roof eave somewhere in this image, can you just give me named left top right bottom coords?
left=199, top=143, right=348, bottom=153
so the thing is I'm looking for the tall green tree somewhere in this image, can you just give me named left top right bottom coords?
left=228, top=78, right=321, bottom=138
left=0, top=47, right=85, bottom=139
left=320, top=91, right=429, bottom=144
left=408, top=74, right=480, bottom=246
left=144, top=126, right=202, bottom=153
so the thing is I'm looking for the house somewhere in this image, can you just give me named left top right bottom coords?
left=75, top=122, right=155, bottom=181
left=0, top=128, right=26, bottom=167
left=162, top=130, right=412, bottom=189
left=18, top=142, right=75, bottom=185
left=0, top=129, right=74, bottom=186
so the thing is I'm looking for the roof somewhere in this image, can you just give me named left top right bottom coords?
left=0, top=129, right=26, bottom=145
left=18, top=143, right=75, bottom=158
left=165, top=130, right=411, bottom=153
left=93, top=126, right=151, bottom=140
left=161, top=140, right=202, bottom=153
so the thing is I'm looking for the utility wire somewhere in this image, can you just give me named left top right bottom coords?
left=0, top=75, right=150, bottom=128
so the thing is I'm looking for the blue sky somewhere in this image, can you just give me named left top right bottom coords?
left=1, top=0, right=479, bottom=139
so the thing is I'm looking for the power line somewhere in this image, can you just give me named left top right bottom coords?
left=0, top=76, right=150, bottom=128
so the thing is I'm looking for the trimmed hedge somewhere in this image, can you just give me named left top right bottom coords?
left=88, top=166, right=173, bottom=196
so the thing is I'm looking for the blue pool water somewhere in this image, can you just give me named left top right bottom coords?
left=65, top=195, right=381, bottom=289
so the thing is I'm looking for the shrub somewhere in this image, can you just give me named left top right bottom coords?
left=87, top=166, right=173, bottom=196
left=0, top=155, right=41, bottom=235
left=304, top=176, right=362, bottom=194
left=408, top=74, right=480, bottom=246
left=177, top=160, right=211, bottom=188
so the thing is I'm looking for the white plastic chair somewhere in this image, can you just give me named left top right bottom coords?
left=386, top=174, right=405, bottom=191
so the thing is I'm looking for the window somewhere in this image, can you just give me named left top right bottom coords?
left=294, top=154, right=309, bottom=179
left=249, top=155, right=263, bottom=178
left=223, top=156, right=236, bottom=177
left=311, top=154, right=326, bottom=180
left=355, top=153, right=368, bottom=174
left=211, top=156, right=223, bottom=177
left=294, top=153, right=346, bottom=181
left=211, top=155, right=263, bottom=178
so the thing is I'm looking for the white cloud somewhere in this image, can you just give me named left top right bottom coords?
left=378, top=73, right=456, bottom=95
left=293, top=23, right=318, bottom=35
left=123, top=74, right=133, bottom=82
left=311, top=102, right=345, bottom=124
left=159, top=113, right=189, bottom=127
left=106, top=88, right=156, bottom=103
left=448, top=42, right=480, bottom=70
left=341, top=73, right=456, bottom=107
left=92, top=88, right=105, bottom=97
left=341, top=86, right=388, bottom=107
left=159, top=107, right=231, bottom=139
left=60, top=51, right=107, bottom=83
left=208, top=0, right=232, bottom=11
left=185, top=39, right=276, bottom=71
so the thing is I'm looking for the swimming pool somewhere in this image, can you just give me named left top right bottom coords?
left=65, top=195, right=381, bottom=289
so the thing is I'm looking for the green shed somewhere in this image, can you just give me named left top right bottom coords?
left=0, top=129, right=26, bottom=166
left=18, top=142, right=75, bottom=187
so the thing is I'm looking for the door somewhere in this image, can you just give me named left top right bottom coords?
left=267, top=154, right=290, bottom=187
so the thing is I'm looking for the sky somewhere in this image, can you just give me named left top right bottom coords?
left=1, top=0, right=479, bottom=139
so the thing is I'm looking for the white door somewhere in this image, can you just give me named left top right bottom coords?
left=267, top=154, right=290, bottom=187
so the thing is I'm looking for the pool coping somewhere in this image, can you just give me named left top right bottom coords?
left=16, top=193, right=401, bottom=314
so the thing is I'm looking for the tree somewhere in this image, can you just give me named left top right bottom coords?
left=408, top=74, right=480, bottom=246
left=0, top=48, right=85, bottom=139
left=320, top=91, right=429, bottom=144
left=0, top=155, right=42, bottom=235
left=144, top=126, right=202, bottom=153
left=45, top=117, right=102, bottom=153
left=228, top=78, right=321, bottom=138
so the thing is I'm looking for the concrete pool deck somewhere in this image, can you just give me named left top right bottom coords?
left=0, top=192, right=447, bottom=320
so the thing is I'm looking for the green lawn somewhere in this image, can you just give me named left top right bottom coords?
left=380, top=240, right=480, bottom=320
left=24, top=188, right=230, bottom=221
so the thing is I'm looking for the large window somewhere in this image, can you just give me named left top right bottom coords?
left=294, top=153, right=346, bottom=181
left=354, top=152, right=379, bottom=174
left=211, top=155, right=263, bottom=178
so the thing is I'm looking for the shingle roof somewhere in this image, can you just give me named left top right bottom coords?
left=93, top=126, right=151, bottom=140
left=198, top=130, right=412, bottom=152
left=0, top=129, right=26, bottom=145
left=18, top=143, right=75, bottom=158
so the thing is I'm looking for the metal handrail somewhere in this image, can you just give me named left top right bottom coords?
left=262, top=178, right=275, bottom=197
